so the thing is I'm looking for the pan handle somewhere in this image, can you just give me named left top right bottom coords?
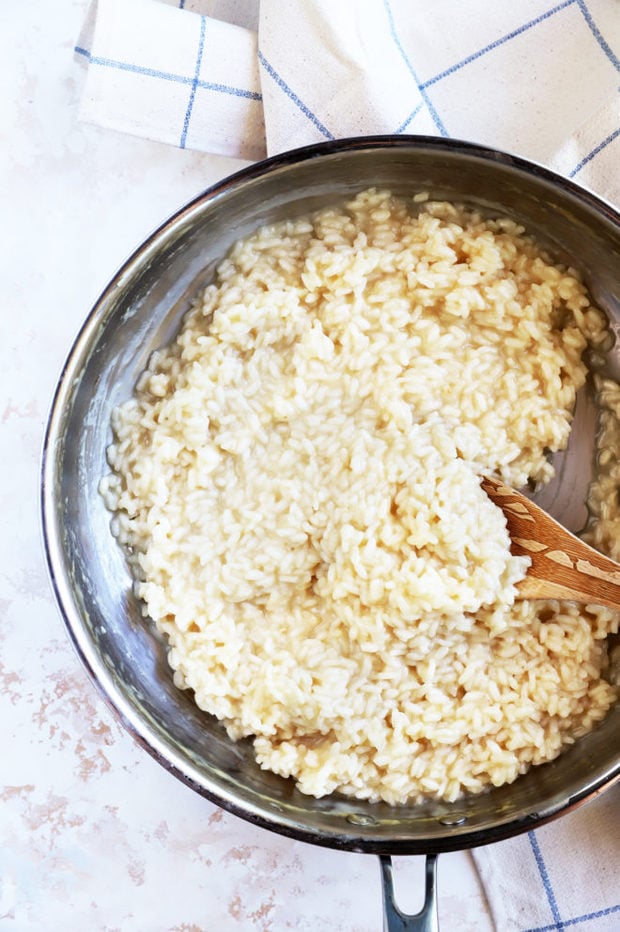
left=379, top=854, right=439, bottom=932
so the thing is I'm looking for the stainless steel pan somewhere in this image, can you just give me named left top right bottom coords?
left=41, top=137, right=620, bottom=930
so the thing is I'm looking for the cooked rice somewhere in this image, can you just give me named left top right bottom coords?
left=101, top=189, right=620, bottom=805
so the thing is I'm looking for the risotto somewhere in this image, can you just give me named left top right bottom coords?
left=101, top=189, right=620, bottom=805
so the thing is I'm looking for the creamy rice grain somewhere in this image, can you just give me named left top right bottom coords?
left=102, top=190, right=619, bottom=805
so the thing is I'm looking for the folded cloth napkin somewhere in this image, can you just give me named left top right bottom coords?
left=474, top=784, right=620, bottom=932
left=77, top=0, right=265, bottom=159
left=76, top=2, right=620, bottom=929
left=76, top=0, right=620, bottom=197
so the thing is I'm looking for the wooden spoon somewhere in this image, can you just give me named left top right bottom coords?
left=481, top=475, right=620, bottom=610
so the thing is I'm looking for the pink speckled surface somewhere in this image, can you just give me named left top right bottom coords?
left=0, top=2, right=493, bottom=928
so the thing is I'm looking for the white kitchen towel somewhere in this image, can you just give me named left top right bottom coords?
left=76, top=0, right=620, bottom=203
left=75, top=2, right=620, bottom=930
left=76, top=0, right=266, bottom=160
left=474, top=783, right=620, bottom=932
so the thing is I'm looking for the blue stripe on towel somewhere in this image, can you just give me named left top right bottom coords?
left=79, top=51, right=261, bottom=101
left=90, top=55, right=192, bottom=83
left=523, top=901, right=620, bottom=932
left=576, top=0, right=620, bottom=71
left=180, top=14, right=207, bottom=148
left=569, top=126, right=620, bottom=177
left=258, top=49, right=334, bottom=140
left=528, top=831, right=564, bottom=931
left=421, top=0, right=577, bottom=88
left=394, top=101, right=424, bottom=134
left=382, top=0, right=448, bottom=137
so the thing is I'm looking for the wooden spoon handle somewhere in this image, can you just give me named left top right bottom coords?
left=482, top=475, right=620, bottom=610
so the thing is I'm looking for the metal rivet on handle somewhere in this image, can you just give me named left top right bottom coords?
left=438, top=815, right=467, bottom=826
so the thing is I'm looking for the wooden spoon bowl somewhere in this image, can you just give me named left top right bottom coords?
left=482, top=475, right=620, bottom=611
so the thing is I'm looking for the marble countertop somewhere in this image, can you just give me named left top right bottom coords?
left=1, top=2, right=494, bottom=928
